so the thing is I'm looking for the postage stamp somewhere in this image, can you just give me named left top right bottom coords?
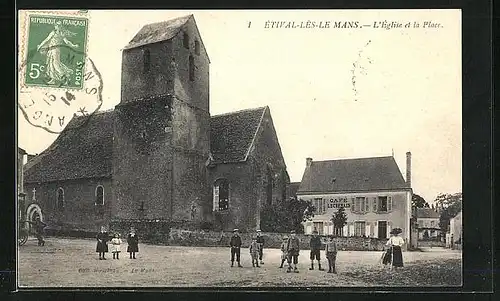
left=18, top=10, right=103, bottom=134
left=22, top=14, right=89, bottom=90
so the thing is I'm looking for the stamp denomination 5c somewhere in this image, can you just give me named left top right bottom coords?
left=23, top=14, right=89, bottom=90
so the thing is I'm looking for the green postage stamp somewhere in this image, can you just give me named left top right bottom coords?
left=22, top=13, right=89, bottom=90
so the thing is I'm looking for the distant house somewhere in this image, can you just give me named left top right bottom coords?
left=416, top=208, right=441, bottom=239
left=449, top=210, right=462, bottom=245
left=297, top=152, right=413, bottom=245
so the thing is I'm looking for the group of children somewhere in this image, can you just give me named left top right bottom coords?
left=96, top=226, right=139, bottom=260
left=232, top=229, right=339, bottom=274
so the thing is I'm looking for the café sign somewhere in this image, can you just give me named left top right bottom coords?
left=327, top=197, right=351, bottom=209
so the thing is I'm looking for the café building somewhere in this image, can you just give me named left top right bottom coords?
left=297, top=153, right=413, bottom=242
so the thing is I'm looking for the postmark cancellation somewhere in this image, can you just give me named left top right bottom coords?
left=18, top=10, right=103, bottom=134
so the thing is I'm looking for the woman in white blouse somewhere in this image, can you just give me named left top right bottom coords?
left=385, top=229, right=405, bottom=269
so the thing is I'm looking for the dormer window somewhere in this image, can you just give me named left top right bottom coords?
left=195, top=40, right=200, bottom=55
left=183, top=32, right=189, bottom=49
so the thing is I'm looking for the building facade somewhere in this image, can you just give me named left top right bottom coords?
left=23, top=15, right=289, bottom=233
left=416, top=208, right=441, bottom=239
left=298, top=153, right=413, bottom=245
left=449, top=210, right=462, bottom=244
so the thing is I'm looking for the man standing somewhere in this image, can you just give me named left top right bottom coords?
left=230, top=229, right=243, bottom=267
left=286, top=230, right=300, bottom=273
left=309, top=230, right=324, bottom=270
left=28, top=217, right=47, bottom=246
left=256, top=229, right=265, bottom=265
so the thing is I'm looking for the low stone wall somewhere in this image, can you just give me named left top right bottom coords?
left=417, top=240, right=446, bottom=248
left=45, top=220, right=388, bottom=251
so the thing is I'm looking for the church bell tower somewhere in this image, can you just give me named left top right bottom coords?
left=112, top=15, right=211, bottom=222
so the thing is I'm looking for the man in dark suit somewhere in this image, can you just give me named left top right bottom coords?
left=230, top=229, right=243, bottom=267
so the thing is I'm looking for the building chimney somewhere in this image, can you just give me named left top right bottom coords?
left=306, top=157, right=313, bottom=167
left=406, top=151, right=411, bottom=187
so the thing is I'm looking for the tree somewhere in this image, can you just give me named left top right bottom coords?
left=260, top=197, right=315, bottom=233
left=434, top=192, right=462, bottom=232
left=331, top=207, right=348, bottom=236
left=412, top=194, right=430, bottom=208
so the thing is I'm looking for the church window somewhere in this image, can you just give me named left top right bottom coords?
left=95, top=186, right=104, bottom=206
left=213, top=179, right=230, bottom=211
left=56, top=187, right=64, bottom=210
left=189, top=55, right=195, bottom=81
left=143, top=49, right=150, bottom=73
left=183, top=32, right=189, bottom=49
left=195, top=40, right=200, bottom=55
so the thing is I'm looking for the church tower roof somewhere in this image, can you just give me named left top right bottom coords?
left=123, top=14, right=210, bottom=62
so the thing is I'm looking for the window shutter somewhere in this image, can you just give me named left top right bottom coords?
left=387, top=221, right=392, bottom=238
left=213, top=185, right=219, bottom=211
left=348, top=223, right=355, bottom=237
left=373, top=197, right=378, bottom=212
left=364, top=198, right=369, bottom=212
left=388, top=196, right=393, bottom=211
left=322, top=199, right=326, bottom=213
left=374, top=221, right=378, bottom=238
left=365, top=224, right=370, bottom=237
left=351, top=198, right=355, bottom=212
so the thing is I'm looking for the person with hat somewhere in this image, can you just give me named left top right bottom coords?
left=385, top=228, right=405, bottom=269
left=230, top=229, right=243, bottom=267
left=256, top=229, right=265, bottom=265
left=249, top=236, right=261, bottom=267
left=286, top=230, right=300, bottom=273
left=309, top=229, right=324, bottom=271
left=127, top=227, right=139, bottom=259
left=279, top=235, right=289, bottom=268
left=325, top=234, right=338, bottom=273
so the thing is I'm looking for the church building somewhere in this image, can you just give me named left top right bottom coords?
left=23, top=15, right=289, bottom=233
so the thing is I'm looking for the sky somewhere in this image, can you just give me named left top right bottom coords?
left=17, top=9, right=462, bottom=203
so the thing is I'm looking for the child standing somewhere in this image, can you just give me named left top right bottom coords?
left=249, top=236, right=261, bottom=267
left=127, top=227, right=139, bottom=259
left=110, top=233, right=122, bottom=260
left=279, top=236, right=288, bottom=268
left=309, top=230, right=324, bottom=271
left=325, top=235, right=338, bottom=273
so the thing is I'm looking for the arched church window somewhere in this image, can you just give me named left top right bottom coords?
left=143, top=49, right=150, bottom=73
left=195, top=40, right=200, bottom=55
left=189, top=55, right=195, bottom=81
left=213, top=179, right=230, bottom=211
left=95, top=186, right=104, bottom=206
left=56, top=187, right=64, bottom=210
left=183, top=32, right=189, bottom=49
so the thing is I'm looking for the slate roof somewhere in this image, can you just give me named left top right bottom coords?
left=210, top=107, right=267, bottom=163
left=297, top=156, right=410, bottom=194
left=24, top=111, right=115, bottom=183
left=123, top=15, right=210, bottom=62
left=24, top=106, right=269, bottom=183
left=416, top=208, right=440, bottom=219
